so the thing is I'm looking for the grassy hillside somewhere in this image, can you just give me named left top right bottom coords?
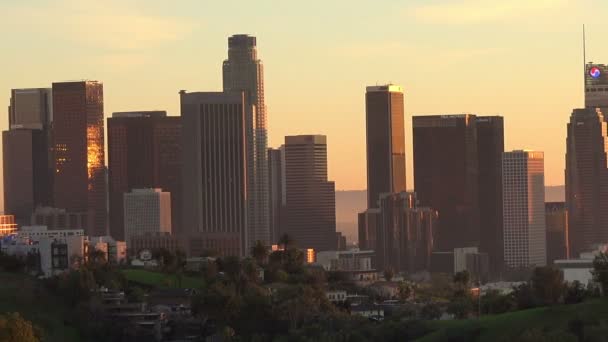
left=0, top=272, right=80, bottom=342
left=417, top=298, right=608, bottom=341
left=121, top=268, right=204, bottom=289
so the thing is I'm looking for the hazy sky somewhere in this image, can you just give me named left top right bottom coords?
left=1, top=0, right=606, bottom=194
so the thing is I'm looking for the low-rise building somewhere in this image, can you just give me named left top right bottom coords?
left=129, top=232, right=183, bottom=257
left=0, top=215, right=18, bottom=237
left=316, top=249, right=378, bottom=282
left=326, top=290, right=347, bottom=303
left=554, top=244, right=608, bottom=285
left=90, top=236, right=127, bottom=264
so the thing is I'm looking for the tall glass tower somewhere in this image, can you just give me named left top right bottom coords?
left=223, top=34, right=270, bottom=250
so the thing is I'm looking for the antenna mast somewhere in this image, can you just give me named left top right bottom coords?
left=583, top=24, right=587, bottom=89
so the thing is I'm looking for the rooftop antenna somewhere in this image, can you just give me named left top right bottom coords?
left=583, top=24, right=587, bottom=99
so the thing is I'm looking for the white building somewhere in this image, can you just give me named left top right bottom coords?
left=1, top=234, right=86, bottom=278
left=555, top=244, right=608, bottom=285
left=502, top=150, right=547, bottom=268
left=18, top=225, right=84, bottom=239
left=315, top=249, right=377, bottom=281
left=124, top=189, right=171, bottom=247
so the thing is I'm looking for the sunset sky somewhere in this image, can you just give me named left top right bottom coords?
left=1, top=0, right=607, bottom=197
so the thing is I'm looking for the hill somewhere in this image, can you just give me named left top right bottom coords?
left=0, top=272, right=80, bottom=342
left=416, top=297, right=608, bottom=341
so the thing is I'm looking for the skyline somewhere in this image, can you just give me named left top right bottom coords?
left=1, top=0, right=606, bottom=205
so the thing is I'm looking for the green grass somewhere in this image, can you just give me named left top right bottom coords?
left=416, top=298, right=608, bottom=341
left=0, top=272, right=80, bottom=342
left=121, top=268, right=204, bottom=289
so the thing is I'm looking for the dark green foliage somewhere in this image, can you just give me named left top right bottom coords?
left=531, top=266, right=565, bottom=305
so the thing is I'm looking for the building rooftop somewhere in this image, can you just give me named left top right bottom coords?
left=366, top=84, right=403, bottom=93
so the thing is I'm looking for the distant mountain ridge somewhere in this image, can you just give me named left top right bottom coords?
left=336, top=186, right=565, bottom=243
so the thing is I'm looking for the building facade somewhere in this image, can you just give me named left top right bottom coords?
left=180, top=91, right=248, bottom=257
left=413, top=114, right=504, bottom=270
left=268, top=147, right=285, bottom=244
left=502, top=150, right=547, bottom=268
left=545, top=202, right=570, bottom=264
left=4, top=88, right=53, bottom=225
left=585, top=63, right=608, bottom=110
left=123, top=189, right=172, bottom=247
left=52, top=81, right=107, bottom=236
left=365, top=85, right=406, bottom=208
left=223, top=34, right=270, bottom=249
left=476, top=116, right=505, bottom=271
left=413, top=114, right=481, bottom=252
left=359, top=192, right=436, bottom=274
left=108, top=111, right=181, bottom=240
left=565, top=107, right=608, bottom=257
left=283, top=135, right=337, bottom=252
left=0, top=215, right=18, bottom=237
left=30, top=207, right=93, bottom=233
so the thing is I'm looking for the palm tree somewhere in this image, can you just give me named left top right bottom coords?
left=251, top=240, right=269, bottom=265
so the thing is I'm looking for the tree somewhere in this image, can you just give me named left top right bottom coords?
left=420, top=302, right=442, bottom=320
left=87, top=249, right=107, bottom=267
left=453, top=271, right=471, bottom=289
left=512, top=282, right=538, bottom=309
left=447, top=296, right=474, bottom=319
left=383, top=268, right=395, bottom=282
left=251, top=240, right=269, bottom=265
left=564, top=281, right=587, bottom=304
left=481, top=289, right=515, bottom=314
left=592, top=252, right=608, bottom=296
left=0, top=312, right=40, bottom=342
left=531, top=266, right=564, bottom=305
left=397, top=282, right=415, bottom=302
left=279, top=234, right=295, bottom=250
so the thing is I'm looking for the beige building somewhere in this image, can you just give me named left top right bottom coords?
left=502, top=150, right=547, bottom=268
left=123, top=189, right=171, bottom=247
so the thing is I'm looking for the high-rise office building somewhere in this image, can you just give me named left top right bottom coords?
left=268, top=147, right=285, bottom=244
left=502, top=150, right=546, bottom=268
left=365, top=85, right=406, bottom=208
left=180, top=91, right=248, bottom=257
left=223, top=34, right=270, bottom=249
left=283, top=135, right=336, bottom=252
left=108, top=111, right=181, bottom=241
left=123, top=189, right=172, bottom=247
left=565, top=107, right=608, bottom=256
left=52, top=81, right=107, bottom=237
left=545, top=202, right=570, bottom=264
left=413, top=114, right=481, bottom=252
left=476, top=116, right=505, bottom=270
left=3, top=88, right=53, bottom=225
left=359, top=192, right=436, bottom=273
left=585, top=63, right=608, bottom=109
left=412, top=114, right=504, bottom=267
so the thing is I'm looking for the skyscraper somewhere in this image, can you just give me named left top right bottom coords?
left=365, top=85, right=406, bottom=208
left=268, top=147, right=285, bottom=244
left=107, top=111, right=181, bottom=241
left=585, top=63, right=608, bottom=109
left=476, top=116, right=505, bottom=271
left=565, top=107, right=608, bottom=256
left=283, top=135, right=336, bottom=252
left=3, top=88, right=53, bottom=225
left=545, top=202, right=570, bottom=264
left=52, top=81, right=107, bottom=237
left=502, top=150, right=546, bottom=268
left=180, top=91, right=248, bottom=257
left=412, top=114, right=504, bottom=268
left=359, top=192, right=436, bottom=273
left=413, top=114, right=481, bottom=252
left=223, top=34, right=270, bottom=250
